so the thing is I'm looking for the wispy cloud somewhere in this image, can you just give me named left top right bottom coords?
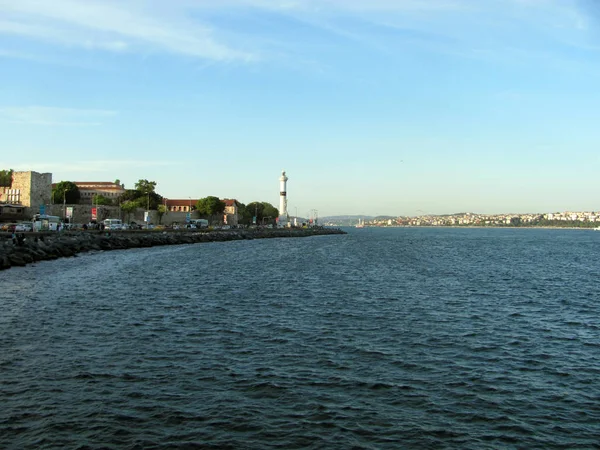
left=0, top=0, right=595, bottom=68
left=0, top=106, right=117, bottom=126
left=271, top=0, right=599, bottom=72
left=0, top=0, right=256, bottom=61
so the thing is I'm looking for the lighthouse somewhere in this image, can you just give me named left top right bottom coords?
left=278, top=170, right=288, bottom=226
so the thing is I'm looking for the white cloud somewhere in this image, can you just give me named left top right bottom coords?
left=0, top=0, right=256, bottom=61
left=0, top=0, right=594, bottom=67
left=0, top=106, right=117, bottom=126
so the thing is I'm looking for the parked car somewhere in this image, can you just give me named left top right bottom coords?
left=15, top=222, right=33, bottom=232
left=1, top=223, right=17, bottom=232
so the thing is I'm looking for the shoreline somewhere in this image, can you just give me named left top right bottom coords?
left=0, top=228, right=346, bottom=271
left=352, top=225, right=597, bottom=230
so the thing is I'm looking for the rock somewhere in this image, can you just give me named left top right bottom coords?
left=8, top=253, right=27, bottom=266
left=0, top=228, right=346, bottom=271
left=0, top=255, right=11, bottom=270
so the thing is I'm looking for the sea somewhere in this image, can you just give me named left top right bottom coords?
left=1, top=227, right=599, bottom=449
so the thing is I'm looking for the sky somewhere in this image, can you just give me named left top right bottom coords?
left=1, top=0, right=599, bottom=217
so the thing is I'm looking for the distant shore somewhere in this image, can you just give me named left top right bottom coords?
left=0, top=227, right=346, bottom=271
left=351, top=225, right=598, bottom=230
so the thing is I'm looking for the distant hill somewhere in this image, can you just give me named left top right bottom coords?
left=373, top=216, right=395, bottom=221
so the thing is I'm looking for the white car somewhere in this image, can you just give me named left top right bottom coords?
left=15, top=222, right=33, bottom=232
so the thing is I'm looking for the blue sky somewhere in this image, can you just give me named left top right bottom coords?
left=1, top=0, right=599, bottom=217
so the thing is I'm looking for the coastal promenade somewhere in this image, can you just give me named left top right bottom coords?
left=0, top=227, right=346, bottom=271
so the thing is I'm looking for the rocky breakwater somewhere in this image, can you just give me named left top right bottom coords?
left=0, top=228, right=346, bottom=271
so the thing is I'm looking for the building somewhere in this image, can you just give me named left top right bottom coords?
left=0, top=170, right=52, bottom=217
left=223, top=199, right=240, bottom=226
left=67, top=181, right=126, bottom=204
left=165, top=199, right=197, bottom=213
left=0, top=204, right=27, bottom=222
left=165, top=198, right=240, bottom=225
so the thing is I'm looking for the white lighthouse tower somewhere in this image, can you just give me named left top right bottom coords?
left=278, top=170, right=288, bottom=227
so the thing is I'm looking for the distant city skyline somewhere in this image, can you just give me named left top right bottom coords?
left=1, top=0, right=599, bottom=216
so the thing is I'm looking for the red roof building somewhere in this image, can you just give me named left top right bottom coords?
left=165, top=199, right=197, bottom=213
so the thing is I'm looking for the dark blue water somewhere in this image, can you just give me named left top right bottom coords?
left=2, top=228, right=599, bottom=449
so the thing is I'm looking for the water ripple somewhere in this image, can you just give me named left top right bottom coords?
left=1, top=229, right=600, bottom=449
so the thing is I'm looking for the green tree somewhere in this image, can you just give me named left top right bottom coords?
left=245, top=201, right=279, bottom=224
left=52, top=181, right=80, bottom=204
left=134, top=179, right=157, bottom=194
left=92, top=194, right=113, bottom=206
left=121, top=200, right=137, bottom=223
left=196, top=196, right=226, bottom=224
left=246, top=202, right=263, bottom=223
left=157, top=204, right=167, bottom=224
left=237, top=203, right=254, bottom=225
left=260, top=202, right=279, bottom=224
left=118, top=180, right=162, bottom=210
left=0, top=169, right=13, bottom=187
left=118, top=189, right=139, bottom=203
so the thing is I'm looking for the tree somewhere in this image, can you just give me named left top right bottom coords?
left=121, top=200, right=137, bottom=223
left=118, top=189, right=139, bottom=203
left=261, top=202, right=279, bottom=220
left=196, top=196, right=226, bottom=224
left=0, top=169, right=13, bottom=187
left=118, top=180, right=162, bottom=210
left=52, top=181, right=80, bottom=204
left=247, top=202, right=263, bottom=223
left=237, top=203, right=254, bottom=225
left=196, top=196, right=225, bottom=216
left=92, top=194, right=113, bottom=206
left=157, top=204, right=167, bottom=224
left=246, top=201, right=279, bottom=224
left=135, top=179, right=157, bottom=194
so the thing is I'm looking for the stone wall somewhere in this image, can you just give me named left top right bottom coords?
left=0, top=171, right=52, bottom=216
left=45, top=204, right=120, bottom=224
left=29, top=172, right=52, bottom=212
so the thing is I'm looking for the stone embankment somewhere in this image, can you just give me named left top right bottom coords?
left=0, top=228, right=346, bottom=271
